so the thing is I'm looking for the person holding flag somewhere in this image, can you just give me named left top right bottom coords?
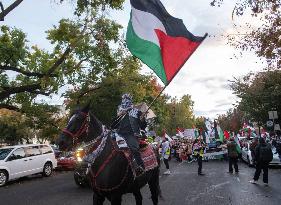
left=227, top=137, right=240, bottom=174
left=112, top=93, right=147, bottom=176
left=125, top=0, right=207, bottom=177
left=234, top=133, right=242, bottom=158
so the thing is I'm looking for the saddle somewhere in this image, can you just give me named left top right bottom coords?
left=113, top=132, right=158, bottom=176
left=83, top=132, right=158, bottom=181
left=139, top=139, right=149, bottom=149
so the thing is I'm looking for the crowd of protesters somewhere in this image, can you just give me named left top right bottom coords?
left=158, top=135, right=209, bottom=175
left=155, top=130, right=281, bottom=186
left=172, top=138, right=194, bottom=162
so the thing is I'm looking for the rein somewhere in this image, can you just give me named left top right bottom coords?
left=91, top=136, right=130, bottom=192
left=62, top=111, right=89, bottom=143
left=62, top=111, right=130, bottom=192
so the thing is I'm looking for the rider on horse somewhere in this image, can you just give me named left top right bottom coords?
left=112, top=93, right=147, bottom=176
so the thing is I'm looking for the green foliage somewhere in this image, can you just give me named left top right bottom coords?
left=0, top=104, right=64, bottom=145
left=163, top=95, right=195, bottom=134
left=65, top=55, right=171, bottom=126
left=0, top=25, right=27, bottom=67
left=64, top=53, right=196, bottom=135
left=194, top=116, right=205, bottom=130
left=230, top=70, right=281, bottom=126
left=72, top=0, right=125, bottom=15
left=0, top=0, right=127, bottom=144
left=0, top=0, right=198, bottom=144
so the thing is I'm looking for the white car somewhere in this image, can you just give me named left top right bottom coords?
left=241, top=142, right=254, bottom=166
left=271, top=147, right=281, bottom=166
left=241, top=142, right=281, bottom=166
left=0, top=144, right=57, bottom=187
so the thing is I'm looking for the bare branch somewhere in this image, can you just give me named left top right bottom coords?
left=0, top=14, right=91, bottom=101
left=29, top=90, right=51, bottom=96
left=0, top=2, right=4, bottom=13
left=46, top=46, right=72, bottom=75
left=64, top=58, right=88, bottom=74
left=76, top=86, right=101, bottom=104
left=0, top=0, right=24, bottom=21
left=0, top=65, right=58, bottom=77
left=46, top=19, right=90, bottom=75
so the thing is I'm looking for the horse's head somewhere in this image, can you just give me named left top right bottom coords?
left=56, top=105, right=103, bottom=151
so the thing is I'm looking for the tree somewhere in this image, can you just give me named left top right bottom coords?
left=211, top=0, right=281, bottom=69
left=217, top=107, right=244, bottom=132
left=0, top=15, right=122, bottom=111
left=229, top=70, right=281, bottom=128
left=164, top=95, right=195, bottom=134
left=194, top=116, right=205, bottom=132
left=64, top=55, right=171, bottom=128
left=0, top=1, right=125, bottom=21
left=0, top=0, right=126, bottom=143
left=0, top=105, right=64, bottom=145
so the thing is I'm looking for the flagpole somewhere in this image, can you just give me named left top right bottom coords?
left=143, top=85, right=167, bottom=115
left=142, top=33, right=208, bottom=116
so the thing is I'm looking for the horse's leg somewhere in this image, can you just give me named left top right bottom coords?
left=133, top=189, right=143, bottom=205
left=148, top=169, right=161, bottom=205
left=110, top=194, right=122, bottom=205
left=93, top=192, right=105, bottom=205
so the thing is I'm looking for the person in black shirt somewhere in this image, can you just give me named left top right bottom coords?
left=112, top=94, right=147, bottom=176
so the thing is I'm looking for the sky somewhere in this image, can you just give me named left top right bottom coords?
left=2, top=0, right=265, bottom=118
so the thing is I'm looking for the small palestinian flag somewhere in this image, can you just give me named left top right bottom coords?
left=126, top=0, right=207, bottom=85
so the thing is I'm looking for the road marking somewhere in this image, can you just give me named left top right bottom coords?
left=210, top=181, right=230, bottom=189
left=216, top=196, right=224, bottom=199
left=187, top=181, right=230, bottom=202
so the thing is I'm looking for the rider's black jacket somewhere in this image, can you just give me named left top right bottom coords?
left=111, top=108, right=146, bottom=137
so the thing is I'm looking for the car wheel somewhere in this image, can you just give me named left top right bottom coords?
left=43, top=162, right=53, bottom=177
left=0, top=170, right=8, bottom=187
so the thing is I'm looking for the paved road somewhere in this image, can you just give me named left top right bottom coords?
left=1, top=160, right=281, bottom=205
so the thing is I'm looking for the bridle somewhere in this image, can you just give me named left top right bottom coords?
left=62, top=111, right=90, bottom=143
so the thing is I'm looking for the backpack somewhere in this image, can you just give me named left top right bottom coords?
left=259, top=144, right=273, bottom=162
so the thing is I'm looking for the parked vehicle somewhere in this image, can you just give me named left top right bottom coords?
left=56, top=152, right=76, bottom=170
left=73, top=148, right=90, bottom=187
left=270, top=147, right=281, bottom=166
left=0, top=144, right=57, bottom=187
left=51, top=145, right=61, bottom=159
left=241, top=142, right=254, bottom=166
left=241, top=141, right=281, bottom=167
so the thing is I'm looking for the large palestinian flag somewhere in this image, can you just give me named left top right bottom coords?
left=126, top=0, right=207, bottom=85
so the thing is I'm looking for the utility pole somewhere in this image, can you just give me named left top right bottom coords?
left=268, top=110, right=278, bottom=134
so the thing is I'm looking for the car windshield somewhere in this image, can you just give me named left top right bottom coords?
left=0, top=148, right=14, bottom=160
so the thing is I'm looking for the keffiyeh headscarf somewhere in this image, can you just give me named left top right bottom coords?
left=117, top=93, right=133, bottom=115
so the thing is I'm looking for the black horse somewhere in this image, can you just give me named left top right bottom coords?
left=56, top=105, right=161, bottom=205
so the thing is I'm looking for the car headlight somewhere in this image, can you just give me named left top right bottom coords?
left=75, top=148, right=85, bottom=160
